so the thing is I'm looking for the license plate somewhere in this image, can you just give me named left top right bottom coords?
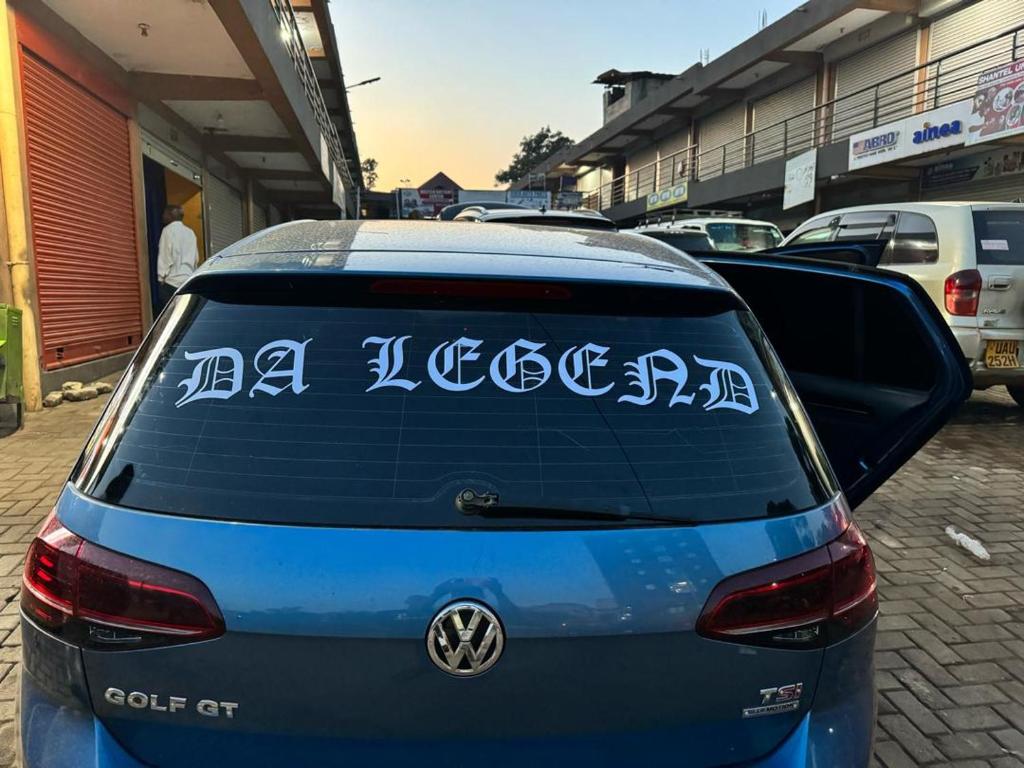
left=985, top=340, right=1021, bottom=369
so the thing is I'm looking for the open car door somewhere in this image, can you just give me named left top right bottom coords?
left=762, top=240, right=887, bottom=267
left=698, top=249, right=971, bottom=509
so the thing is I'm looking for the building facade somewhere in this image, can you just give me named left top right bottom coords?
left=522, top=0, right=1024, bottom=230
left=0, top=0, right=362, bottom=412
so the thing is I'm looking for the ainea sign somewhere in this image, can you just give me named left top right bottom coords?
left=913, top=119, right=963, bottom=145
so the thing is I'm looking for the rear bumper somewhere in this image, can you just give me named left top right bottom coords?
left=21, top=613, right=875, bottom=768
left=951, top=327, right=1024, bottom=387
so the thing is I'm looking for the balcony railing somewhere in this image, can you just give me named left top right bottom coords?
left=269, top=0, right=354, bottom=195
left=580, top=21, right=1024, bottom=212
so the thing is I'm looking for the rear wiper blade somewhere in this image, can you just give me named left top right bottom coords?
left=454, top=488, right=690, bottom=525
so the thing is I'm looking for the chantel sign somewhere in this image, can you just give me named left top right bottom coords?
left=847, top=100, right=970, bottom=170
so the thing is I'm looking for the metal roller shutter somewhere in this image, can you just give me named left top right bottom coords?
left=751, top=77, right=816, bottom=163
left=698, top=102, right=747, bottom=179
left=206, top=174, right=244, bottom=254
left=252, top=204, right=268, bottom=232
left=626, top=144, right=659, bottom=198
left=928, top=0, right=1024, bottom=107
left=657, top=126, right=692, bottom=185
left=921, top=173, right=1024, bottom=202
left=20, top=49, right=142, bottom=370
left=833, top=30, right=918, bottom=139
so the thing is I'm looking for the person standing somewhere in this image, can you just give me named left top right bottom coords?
left=156, top=205, right=199, bottom=310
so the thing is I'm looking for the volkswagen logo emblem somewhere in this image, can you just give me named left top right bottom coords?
left=426, top=601, right=504, bottom=677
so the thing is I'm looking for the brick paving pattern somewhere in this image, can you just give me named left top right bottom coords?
left=0, top=387, right=1021, bottom=766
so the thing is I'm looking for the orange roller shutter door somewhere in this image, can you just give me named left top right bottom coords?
left=20, top=48, right=142, bottom=369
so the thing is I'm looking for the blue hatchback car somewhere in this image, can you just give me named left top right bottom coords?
left=20, top=222, right=969, bottom=767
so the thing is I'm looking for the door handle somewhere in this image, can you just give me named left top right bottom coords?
left=987, top=276, right=1012, bottom=290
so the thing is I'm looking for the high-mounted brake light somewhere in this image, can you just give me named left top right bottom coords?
left=944, top=269, right=982, bottom=316
left=697, top=522, right=877, bottom=648
left=22, top=513, right=224, bottom=649
left=370, top=279, right=572, bottom=300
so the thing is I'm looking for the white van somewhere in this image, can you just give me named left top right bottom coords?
left=784, top=202, right=1024, bottom=405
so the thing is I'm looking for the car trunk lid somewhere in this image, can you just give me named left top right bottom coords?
left=61, top=487, right=843, bottom=768
left=972, top=206, right=1024, bottom=331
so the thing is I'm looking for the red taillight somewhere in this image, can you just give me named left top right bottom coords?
left=697, top=523, right=877, bottom=647
left=944, top=269, right=982, bottom=316
left=22, top=513, right=224, bottom=649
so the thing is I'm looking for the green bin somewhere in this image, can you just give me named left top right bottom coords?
left=0, top=304, right=24, bottom=403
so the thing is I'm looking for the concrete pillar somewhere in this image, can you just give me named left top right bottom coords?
left=0, top=3, right=42, bottom=410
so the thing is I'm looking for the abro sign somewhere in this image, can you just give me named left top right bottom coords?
left=848, top=100, right=970, bottom=170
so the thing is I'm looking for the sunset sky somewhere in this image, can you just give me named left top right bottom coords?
left=334, top=0, right=803, bottom=192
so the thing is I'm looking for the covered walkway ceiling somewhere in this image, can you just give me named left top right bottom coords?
left=31, top=0, right=360, bottom=213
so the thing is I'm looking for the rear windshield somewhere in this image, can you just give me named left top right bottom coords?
left=504, top=216, right=617, bottom=231
left=705, top=223, right=782, bottom=252
left=74, top=279, right=831, bottom=528
left=973, top=210, right=1024, bottom=265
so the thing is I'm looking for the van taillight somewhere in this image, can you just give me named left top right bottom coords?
left=22, top=513, right=224, bottom=649
left=944, top=269, right=982, bottom=316
left=696, top=523, right=877, bottom=648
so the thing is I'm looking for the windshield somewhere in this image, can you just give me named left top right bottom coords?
left=706, top=223, right=783, bottom=252
left=75, top=279, right=831, bottom=528
left=642, top=231, right=715, bottom=252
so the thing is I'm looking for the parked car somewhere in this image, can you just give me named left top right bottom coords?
left=622, top=224, right=716, bottom=253
left=437, top=201, right=529, bottom=221
left=454, top=206, right=617, bottom=230
left=632, top=216, right=783, bottom=252
left=20, top=221, right=968, bottom=768
left=783, top=202, right=1024, bottom=406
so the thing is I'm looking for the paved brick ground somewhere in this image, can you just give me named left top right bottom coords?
left=862, top=387, right=1024, bottom=768
left=0, top=386, right=1021, bottom=766
left=0, top=390, right=113, bottom=767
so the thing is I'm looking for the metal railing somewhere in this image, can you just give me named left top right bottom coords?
left=580, top=22, right=1024, bottom=211
left=269, top=0, right=354, bottom=196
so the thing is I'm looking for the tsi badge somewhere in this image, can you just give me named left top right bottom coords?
left=742, top=683, right=803, bottom=718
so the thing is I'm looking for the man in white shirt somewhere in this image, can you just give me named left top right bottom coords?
left=156, top=205, right=199, bottom=309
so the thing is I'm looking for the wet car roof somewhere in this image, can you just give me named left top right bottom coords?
left=193, top=220, right=732, bottom=292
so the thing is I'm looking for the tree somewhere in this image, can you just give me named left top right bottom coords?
left=361, top=157, right=379, bottom=190
left=495, top=127, right=574, bottom=185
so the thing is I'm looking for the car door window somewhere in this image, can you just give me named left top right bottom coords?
left=880, top=213, right=939, bottom=265
left=788, top=216, right=837, bottom=245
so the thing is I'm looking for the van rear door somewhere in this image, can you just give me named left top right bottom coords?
left=972, top=206, right=1024, bottom=368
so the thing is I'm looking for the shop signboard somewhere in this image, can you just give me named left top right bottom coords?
left=399, top=187, right=456, bottom=217
left=848, top=101, right=970, bottom=170
left=645, top=182, right=688, bottom=212
left=783, top=149, right=816, bottom=210
left=965, top=60, right=1024, bottom=146
left=554, top=191, right=583, bottom=209
left=507, top=189, right=551, bottom=209
left=922, top=147, right=1024, bottom=189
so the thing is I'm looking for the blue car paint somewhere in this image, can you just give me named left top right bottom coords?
left=21, top=620, right=874, bottom=768
left=18, top=487, right=870, bottom=767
